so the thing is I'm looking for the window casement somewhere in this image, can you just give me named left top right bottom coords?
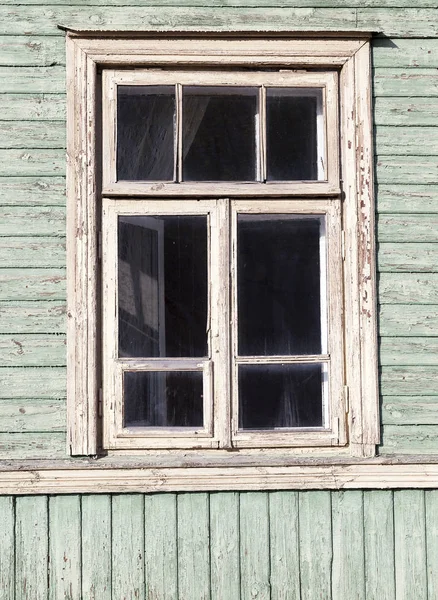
left=67, top=34, right=379, bottom=464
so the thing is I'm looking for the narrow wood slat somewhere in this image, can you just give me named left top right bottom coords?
left=379, top=305, right=438, bottom=337
left=0, top=149, right=65, bottom=177
left=373, top=69, right=438, bottom=97
left=239, top=492, right=270, bottom=600
left=382, top=397, right=438, bottom=425
left=48, top=495, right=81, bottom=600
left=373, top=39, right=438, bottom=68
left=0, top=268, right=66, bottom=301
left=298, top=491, right=332, bottom=600
left=0, top=122, right=66, bottom=150
left=210, top=492, right=240, bottom=600
left=269, top=491, right=300, bottom=600
left=0, top=432, right=65, bottom=459
left=394, top=490, right=428, bottom=599
left=381, top=366, right=438, bottom=396
left=0, top=238, right=65, bottom=269
left=15, top=496, right=48, bottom=600
left=82, top=495, right=112, bottom=600
left=0, top=302, right=66, bottom=335
left=364, top=490, right=396, bottom=600
left=375, top=126, right=438, bottom=156
left=426, top=490, right=438, bottom=600
left=376, top=156, right=438, bottom=185
left=177, top=493, right=210, bottom=600
left=375, top=97, right=438, bottom=126
left=0, top=398, right=65, bottom=432
left=0, top=497, right=14, bottom=600
left=358, top=8, right=438, bottom=38
left=1, top=0, right=437, bottom=7
left=144, top=493, right=178, bottom=600
left=0, top=36, right=65, bottom=67
left=378, top=243, right=438, bottom=271
left=0, top=94, right=65, bottom=121
left=377, top=185, right=438, bottom=214
left=0, top=66, right=65, bottom=93
left=0, top=177, right=65, bottom=206
left=112, top=494, right=145, bottom=600
left=331, top=491, right=365, bottom=600
left=378, top=215, right=438, bottom=243
left=380, top=338, right=438, bottom=366
left=381, top=425, right=438, bottom=454
left=0, top=207, right=65, bottom=236
left=0, top=367, right=66, bottom=399
left=379, top=273, right=438, bottom=304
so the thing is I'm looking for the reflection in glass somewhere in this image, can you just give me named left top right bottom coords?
left=124, top=370, right=204, bottom=428
left=182, top=86, right=257, bottom=181
left=117, top=86, right=175, bottom=181
left=118, top=215, right=208, bottom=358
left=238, top=215, right=324, bottom=356
left=238, top=363, right=324, bottom=429
left=266, top=88, right=323, bottom=181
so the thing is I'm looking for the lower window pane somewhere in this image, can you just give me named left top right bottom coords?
left=238, top=363, right=324, bottom=429
left=123, top=371, right=203, bottom=428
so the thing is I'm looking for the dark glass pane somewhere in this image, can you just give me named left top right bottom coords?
left=266, top=88, right=322, bottom=181
left=183, top=86, right=257, bottom=181
left=238, top=215, right=322, bottom=356
left=117, top=86, right=175, bottom=181
left=238, top=363, right=324, bottom=429
left=124, top=370, right=203, bottom=428
left=118, top=215, right=208, bottom=358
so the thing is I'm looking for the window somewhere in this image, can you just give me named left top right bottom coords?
left=67, top=35, right=379, bottom=463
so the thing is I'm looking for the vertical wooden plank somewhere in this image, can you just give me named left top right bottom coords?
left=239, top=492, right=270, bottom=600
left=331, top=491, right=365, bottom=600
left=426, top=490, right=438, bottom=599
left=48, top=495, right=81, bottom=600
left=210, top=492, right=240, bottom=600
left=299, top=491, right=332, bottom=600
left=177, top=493, right=210, bottom=600
left=269, top=491, right=300, bottom=600
left=144, top=493, right=177, bottom=600
left=82, top=495, right=111, bottom=600
left=363, top=491, right=395, bottom=600
left=394, top=490, right=427, bottom=600
left=0, top=497, right=14, bottom=600
left=112, top=494, right=145, bottom=600
left=15, top=496, right=48, bottom=600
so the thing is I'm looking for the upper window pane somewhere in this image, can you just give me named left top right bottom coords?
left=182, top=86, right=258, bottom=181
left=266, top=88, right=324, bottom=181
left=117, top=86, right=175, bottom=181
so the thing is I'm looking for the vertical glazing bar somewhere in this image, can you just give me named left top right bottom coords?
left=319, top=215, right=328, bottom=356
left=259, top=86, right=267, bottom=182
left=176, top=83, right=183, bottom=182
left=316, top=89, right=325, bottom=181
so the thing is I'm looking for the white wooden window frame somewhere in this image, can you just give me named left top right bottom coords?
left=66, top=33, right=379, bottom=464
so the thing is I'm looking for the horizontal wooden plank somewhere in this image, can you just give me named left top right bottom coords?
left=0, top=398, right=66, bottom=432
left=1, top=0, right=437, bottom=7
left=0, top=302, right=66, bottom=334
left=0, top=94, right=65, bottom=121
left=0, top=334, right=66, bottom=366
left=379, top=305, right=438, bottom=337
left=0, top=177, right=65, bottom=206
left=0, top=122, right=65, bottom=150
left=376, top=156, right=438, bottom=185
left=379, top=273, right=438, bottom=304
left=378, top=243, right=438, bottom=272
left=0, top=432, right=66, bottom=459
left=359, top=9, right=438, bottom=38
left=0, top=150, right=65, bottom=177
left=380, top=425, right=438, bottom=454
left=376, top=185, right=438, bottom=214
left=0, top=237, right=65, bottom=268
left=0, top=366, right=66, bottom=398
left=0, top=269, right=66, bottom=301
left=373, top=39, right=438, bottom=68
left=0, top=207, right=65, bottom=236
left=0, top=36, right=65, bottom=67
left=378, top=216, right=438, bottom=243
left=373, top=69, right=438, bottom=97
left=380, top=337, right=438, bottom=366
left=381, top=366, right=438, bottom=396
left=0, top=66, right=65, bottom=94
left=375, top=98, right=438, bottom=127
left=375, top=126, right=438, bottom=156
left=382, top=396, right=438, bottom=424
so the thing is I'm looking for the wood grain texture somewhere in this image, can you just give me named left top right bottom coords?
left=0, top=207, right=65, bottom=236
left=1, top=122, right=66, bottom=150
left=112, top=494, right=145, bottom=600
left=373, top=38, right=438, bottom=68
left=331, top=490, right=365, bottom=600
left=375, top=126, right=438, bottom=156
left=144, top=493, right=178, bottom=600
left=81, top=494, right=112, bottom=600
left=0, top=36, right=65, bottom=67
left=0, top=238, right=66, bottom=269
left=210, top=492, right=240, bottom=600
left=380, top=338, right=438, bottom=366
left=379, top=305, right=438, bottom=337
left=378, top=243, right=438, bottom=271
left=0, top=66, right=65, bottom=94
left=376, top=155, right=438, bottom=185
left=363, top=490, right=395, bottom=600
left=15, top=496, right=48, bottom=600
left=381, top=366, right=438, bottom=395
left=239, top=492, right=270, bottom=600
left=378, top=215, right=438, bottom=244
left=177, top=493, right=210, bottom=600
left=0, top=150, right=65, bottom=177
left=0, top=367, right=66, bottom=398
left=0, top=269, right=66, bottom=301
left=0, top=432, right=66, bottom=459
left=48, top=495, right=81, bottom=600
left=376, top=185, right=438, bottom=214
left=0, top=496, right=14, bottom=600
left=357, top=8, right=438, bottom=37
left=373, top=69, right=438, bottom=97
left=379, top=273, right=438, bottom=304
left=0, top=302, right=66, bottom=334
left=269, top=491, right=300, bottom=600
left=394, top=490, right=428, bottom=600
left=0, top=398, right=65, bottom=432
left=382, top=397, right=438, bottom=425
left=0, top=95, right=65, bottom=121
left=381, top=425, right=438, bottom=454
left=426, top=490, right=438, bottom=600
left=0, top=177, right=65, bottom=206
left=1, top=0, right=437, bottom=6
left=375, top=97, right=438, bottom=126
